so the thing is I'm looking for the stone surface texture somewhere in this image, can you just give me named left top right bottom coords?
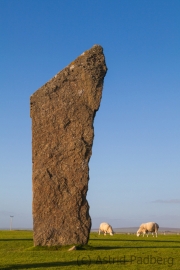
left=30, top=45, right=107, bottom=246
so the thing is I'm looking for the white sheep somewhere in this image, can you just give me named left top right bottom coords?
left=137, top=222, right=159, bottom=237
left=98, top=222, right=114, bottom=236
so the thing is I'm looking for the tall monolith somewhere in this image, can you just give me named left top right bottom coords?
left=30, top=45, right=107, bottom=246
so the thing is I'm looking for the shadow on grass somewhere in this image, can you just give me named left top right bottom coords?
left=90, top=238, right=180, bottom=244
left=26, top=244, right=180, bottom=252
left=92, top=246, right=180, bottom=250
left=0, top=261, right=81, bottom=269
left=0, top=258, right=131, bottom=269
left=0, top=239, right=32, bottom=241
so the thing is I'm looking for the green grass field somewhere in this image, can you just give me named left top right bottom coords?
left=0, top=230, right=180, bottom=269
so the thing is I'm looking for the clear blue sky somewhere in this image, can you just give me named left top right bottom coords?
left=1, top=0, right=180, bottom=230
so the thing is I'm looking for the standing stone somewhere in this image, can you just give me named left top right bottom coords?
left=30, top=45, right=107, bottom=246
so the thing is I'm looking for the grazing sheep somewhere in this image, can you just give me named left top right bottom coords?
left=137, top=222, right=159, bottom=237
left=98, top=222, right=114, bottom=236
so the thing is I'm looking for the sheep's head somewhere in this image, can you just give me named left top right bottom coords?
left=107, top=226, right=114, bottom=236
left=137, top=230, right=141, bottom=237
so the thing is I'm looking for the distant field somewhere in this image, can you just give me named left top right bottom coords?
left=0, top=230, right=180, bottom=269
